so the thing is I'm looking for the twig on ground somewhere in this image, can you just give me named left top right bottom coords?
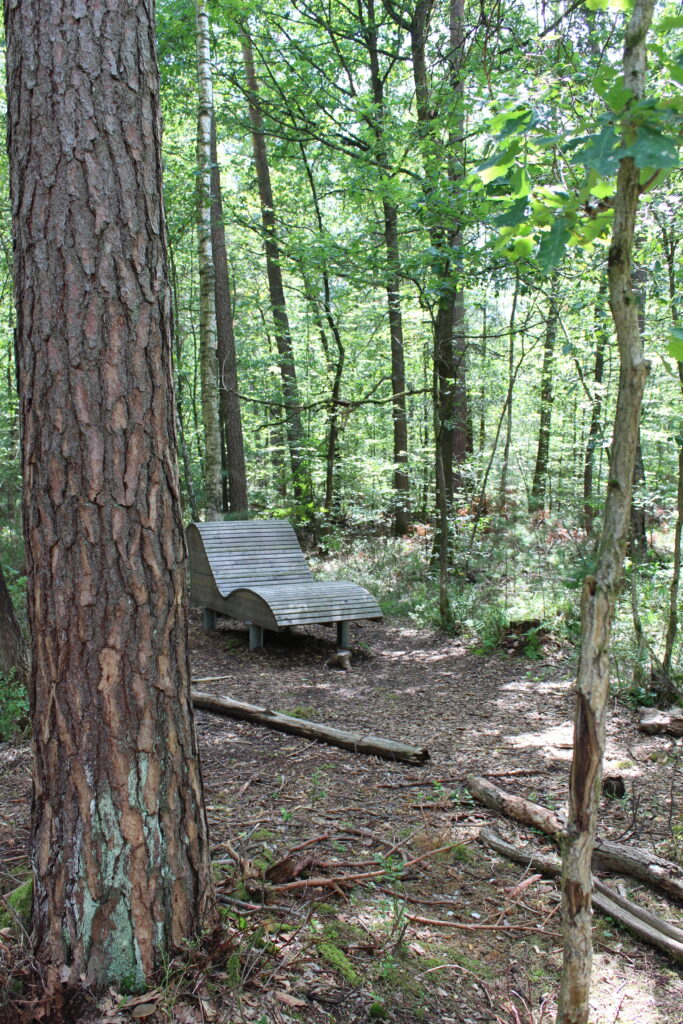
left=422, top=963, right=494, bottom=1007
left=406, top=913, right=559, bottom=935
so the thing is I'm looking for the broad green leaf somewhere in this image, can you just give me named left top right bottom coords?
left=494, top=197, right=528, bottom=226
left=581, top=209, right=614, bottom=242
left=668, top=339, right=683, bottom=362
left=589, top=180, right=616, bottom=199
left=625, top=125, right=679, bottom=169
left=477, top=142, right=520, bottom=184
left=478, top=140, right=520, bottom=170
left=668, top=327, right=683, bottom=363
left=510, top=166, right=532, bottom=197
left=604, top=83, right=633, bottom=111
left=656, top=14, right=683, bottom=31
left=585, top=0, right=633, bottom=10
left=537, top=217, right=570, bottom=274
left=592, top=67, right=617, bottom=98
left=511, top=236, right=534, bottom=259
left=536, top=185, right=571, bottom=207
left=496, top=109, right=536, bottom=140
left=571, top=126, right=622, bottom=175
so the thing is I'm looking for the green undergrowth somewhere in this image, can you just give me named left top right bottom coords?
left=0, top=670, right=30, bottom=742
left=311, top=514, right=585, bottom=651
left=312, top=511, right=683, bottom=698
left=0, top=876, right=32, bottom=933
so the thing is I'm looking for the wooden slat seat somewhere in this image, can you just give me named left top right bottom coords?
left=186, top=520, right=382, bottom=649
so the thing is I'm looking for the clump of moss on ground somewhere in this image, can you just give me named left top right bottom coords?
left=0, top=877, right=32, bottom=932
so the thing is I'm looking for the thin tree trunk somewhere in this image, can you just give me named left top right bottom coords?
left=0, top=564, right=28, bottom=690
left=169, top=243, right=199, bottom=522
left=6, top=0, right=214, bottom=987
left=529, top=285, right=560, bottom=512
left=630, top=256, right=648, bottom=557
left=557, top=3, right=655, bottom=1019
left=299, top=146, right=346, bottom=519
left=195, top=0, right=223, bottom=519
left=401, top=0, right=469, bottom=509
left=583, top=282, right=608, bottom=534
left=242, top=37, right=310, bottom=508
left=364, top=0, right=410, bottom=534
left=499, top=273, right=519, bottom=509
left=654, top=213, right=683, bottom=687
left=210, top=113, right=248, bottom=515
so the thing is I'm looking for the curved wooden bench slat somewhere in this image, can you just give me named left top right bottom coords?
left=187, top=520, right=382, bottom=649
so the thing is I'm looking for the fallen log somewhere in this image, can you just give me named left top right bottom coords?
left=467, top=776, right=683, bottom=902
left=638, top=708, right=683, bottom=737
left=192, top=690, right=430, bottom=764
left=466, top=775, right=563, bottom=836
left=479, top=828, right=683, bottom=964
left=592, top=838, right=683, bottom=903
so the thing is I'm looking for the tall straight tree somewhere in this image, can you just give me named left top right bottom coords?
left=362, top=0, right=411, bottom=535
left=241, top=34, right=311, bottom=508
left=210, top=112, right=249, bottom=515
left=5, top=0, right=214, bottom=987
left=196, top=0, right=224, bottom=518
left=529, top=283, right=560, bottom=513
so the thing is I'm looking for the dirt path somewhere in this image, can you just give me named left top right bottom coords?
left=1, top=615, right=682, bottom=1023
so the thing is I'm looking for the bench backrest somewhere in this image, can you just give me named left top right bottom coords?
left=188, top=520, right=313, bottom=597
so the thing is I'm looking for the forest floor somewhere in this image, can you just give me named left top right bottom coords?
left=1, top=613, right=683, bottom=1023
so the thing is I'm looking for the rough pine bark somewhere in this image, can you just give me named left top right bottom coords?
left=557, top=1, right=655, bottom=1019
left=5, top=0, right=214, bottom=988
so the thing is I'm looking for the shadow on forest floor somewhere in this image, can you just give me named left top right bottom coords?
left=1, top=615, right=682, bottom=1022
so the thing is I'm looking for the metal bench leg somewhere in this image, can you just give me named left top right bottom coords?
left=249, top=624, right=264, bottom=651
left=337, top=621, right=350, bottom=650
left=203, top=608, right=217, bottom=630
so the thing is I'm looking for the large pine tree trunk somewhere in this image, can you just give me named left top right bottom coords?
left=210, top=114, right=249, bottom=515
left=195, top=0, right=224, bottom=518
left=6, top=0, right=214, bottom=988
left=557, top=1, right=655, bottom=1019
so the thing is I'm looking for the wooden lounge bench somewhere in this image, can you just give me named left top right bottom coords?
left=186, top=520, right=382, bottom=650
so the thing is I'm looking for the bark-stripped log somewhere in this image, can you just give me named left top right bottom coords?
left=468, top=776, right=683, bottom=903
left=479, top=829, right=683, bottom=964
left=192, top=690, right=429, bottom=764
